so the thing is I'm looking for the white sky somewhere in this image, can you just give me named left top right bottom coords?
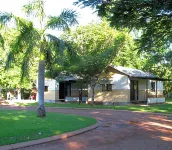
left=0, top=0, right=99, bottom=26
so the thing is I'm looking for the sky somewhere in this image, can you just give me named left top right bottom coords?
left=0, top=0, right=99, bottom=26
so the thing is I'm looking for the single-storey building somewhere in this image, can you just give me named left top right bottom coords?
left=43, top=66, right=165, bottom=105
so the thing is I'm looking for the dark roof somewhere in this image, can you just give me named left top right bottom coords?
left=110, top=66, right=164, bottom=80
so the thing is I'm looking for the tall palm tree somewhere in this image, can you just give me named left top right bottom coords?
left=0, top=0, right=78, bottom=117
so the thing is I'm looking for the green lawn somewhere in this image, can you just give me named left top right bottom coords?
left=0, top=109, right=97, bottom=146
left=166, top=97, right=172, bottom=102
left=15, top=98, right=172, bottom=114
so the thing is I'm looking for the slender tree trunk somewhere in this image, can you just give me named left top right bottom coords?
left=37, top=60, right=46, bottom=117
left=91, top=85, right=95, bottom=105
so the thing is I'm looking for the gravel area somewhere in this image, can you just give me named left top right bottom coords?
left=0, top=106, right=172, bottom=150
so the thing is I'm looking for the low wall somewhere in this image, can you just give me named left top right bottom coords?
left=65, top=97, right=88, bottom=102
left=44, top=100, right=56, bottom=103
left=147, top=97, right=165, bottom=104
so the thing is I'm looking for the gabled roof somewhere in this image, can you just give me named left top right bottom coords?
left=110, top=65, right=164, bottom=80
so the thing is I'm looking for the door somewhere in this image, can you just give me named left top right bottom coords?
left=59, top=82, right=65, bottom=99
left=65, top=83, right=71, bottom=97
left=130, top=80, right=138, bottom=101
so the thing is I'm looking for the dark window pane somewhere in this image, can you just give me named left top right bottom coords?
left=107, top=84, right=112, bottom=91
left=102, top=84, right=112, bottom=91
left=102, top=84, right=106, bottom=91
left=151, top=82, right=155, bottom=92
left=44, top=86, right=48, bottom=92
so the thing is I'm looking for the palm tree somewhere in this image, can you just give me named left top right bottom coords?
left=0, top=0, right=78, bottom=117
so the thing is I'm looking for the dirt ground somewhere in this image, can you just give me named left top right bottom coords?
left=1, top=106, right=172, bottom=150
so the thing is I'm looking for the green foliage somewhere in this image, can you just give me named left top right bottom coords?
left=58, top=21, right=132, bottom=103
left=0, top=0, right=78, bottom=107
left=112, top=33, right=142, bottom=69
left=74, top=0, right=172, bottom=52
left=0, top=109, right=97, bottom=145
left=74, top=0, right=172, bottom=96
left=142, top=53, right=172, bottom=97
left=62, top=21, right=128, bottom=79
left=22, top=0, right=45, bottom=22
left=0, top=27, right=38, bottom=93
left=0, top=0, right=78, bottom=78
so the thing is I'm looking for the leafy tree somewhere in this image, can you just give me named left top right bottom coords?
left=74, top=0, right=172, bottom=52
left=74, top=0, right=172, bottom=97
left=0, top=28, right=38, bottom=100
left=111, top=33, right=144, bottom=69
left=0, top=0, right=78, bottom=117
left=61, top=21, right=131, bottom=104
left=141, top=51, right=172, bottom=97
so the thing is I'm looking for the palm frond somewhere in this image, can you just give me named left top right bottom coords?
left=47, top=33, right=76, bottom=56
left=45, top=47, right=53, bottom=76
left=9, top=19, right=35, bottom=53
left=22, top=0, right=45, bottom=21
left=5, top=17, right=40, bottom=71
left=0, top=12, right=12, bottom=25
left=0, top=33, right=4, bottom=50
left=46, top=34, right=65, bottom=54
left=46, top=9, right=78, bottom=30
left=73, top=0, right=101, bottom=8
left=5, top=51, right=15, bottom=70
left=20, top=44, right=34, bottom=81
left=20, top=58, right=30, bottom=82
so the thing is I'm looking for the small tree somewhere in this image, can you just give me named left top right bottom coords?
left=62, top=21, right=130, bottom=104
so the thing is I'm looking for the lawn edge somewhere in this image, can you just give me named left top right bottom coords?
left=0, top=120, right=100, bottom=150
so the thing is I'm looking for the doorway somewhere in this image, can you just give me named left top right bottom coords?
left=59, top=82, right=71, bottom=99
left=130, top=80, right=138, bottom=101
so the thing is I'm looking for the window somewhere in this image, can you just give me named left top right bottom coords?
left=101, top=84, right=112, bottom=91
left=151, top=82, right=155, bottom=92
left=107, top=84, right=112, bottom=91
left=44, top=86, right=48, bottom=92
left=102, top=84, right=106, bottom=91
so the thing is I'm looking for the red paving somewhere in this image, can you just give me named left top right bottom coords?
left=0, top=106, right=172, bottom=150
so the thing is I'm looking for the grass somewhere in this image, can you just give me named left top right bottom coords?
left=166, top=97, right=172, bottom=102
left=15, top=98, right=172, bottom=114
left=0, top=109, right=97, bottom=146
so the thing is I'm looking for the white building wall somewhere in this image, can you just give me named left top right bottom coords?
left=44, top=79, right=58, bottom=102
left=147, top=80, right=163, bottom=90
left=88, top=73, right=130, bottom=104
left=110, top=74, right=130, bottom=89
left=157, top=81, right=163, bottom=90
left=45, top=79, right=56, bottom=90
left=138, top=79, right=147, bottom=101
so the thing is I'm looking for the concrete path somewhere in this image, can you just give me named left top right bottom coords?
left=1, top=106, right=172, bottom=150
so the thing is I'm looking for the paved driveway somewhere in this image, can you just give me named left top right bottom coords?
left=1, top=106, right=172, bottom=150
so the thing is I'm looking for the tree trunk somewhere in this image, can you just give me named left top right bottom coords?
left=37, top=60, right=46, bottom=117
left=91, top=85, right=95, bottom=105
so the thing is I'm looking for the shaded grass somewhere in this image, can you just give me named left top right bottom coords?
left=166, top=98, right=172, bottom=102
left=15, top=101, right=172, bottom=114
left=0, top=109, right=97, bottom=146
